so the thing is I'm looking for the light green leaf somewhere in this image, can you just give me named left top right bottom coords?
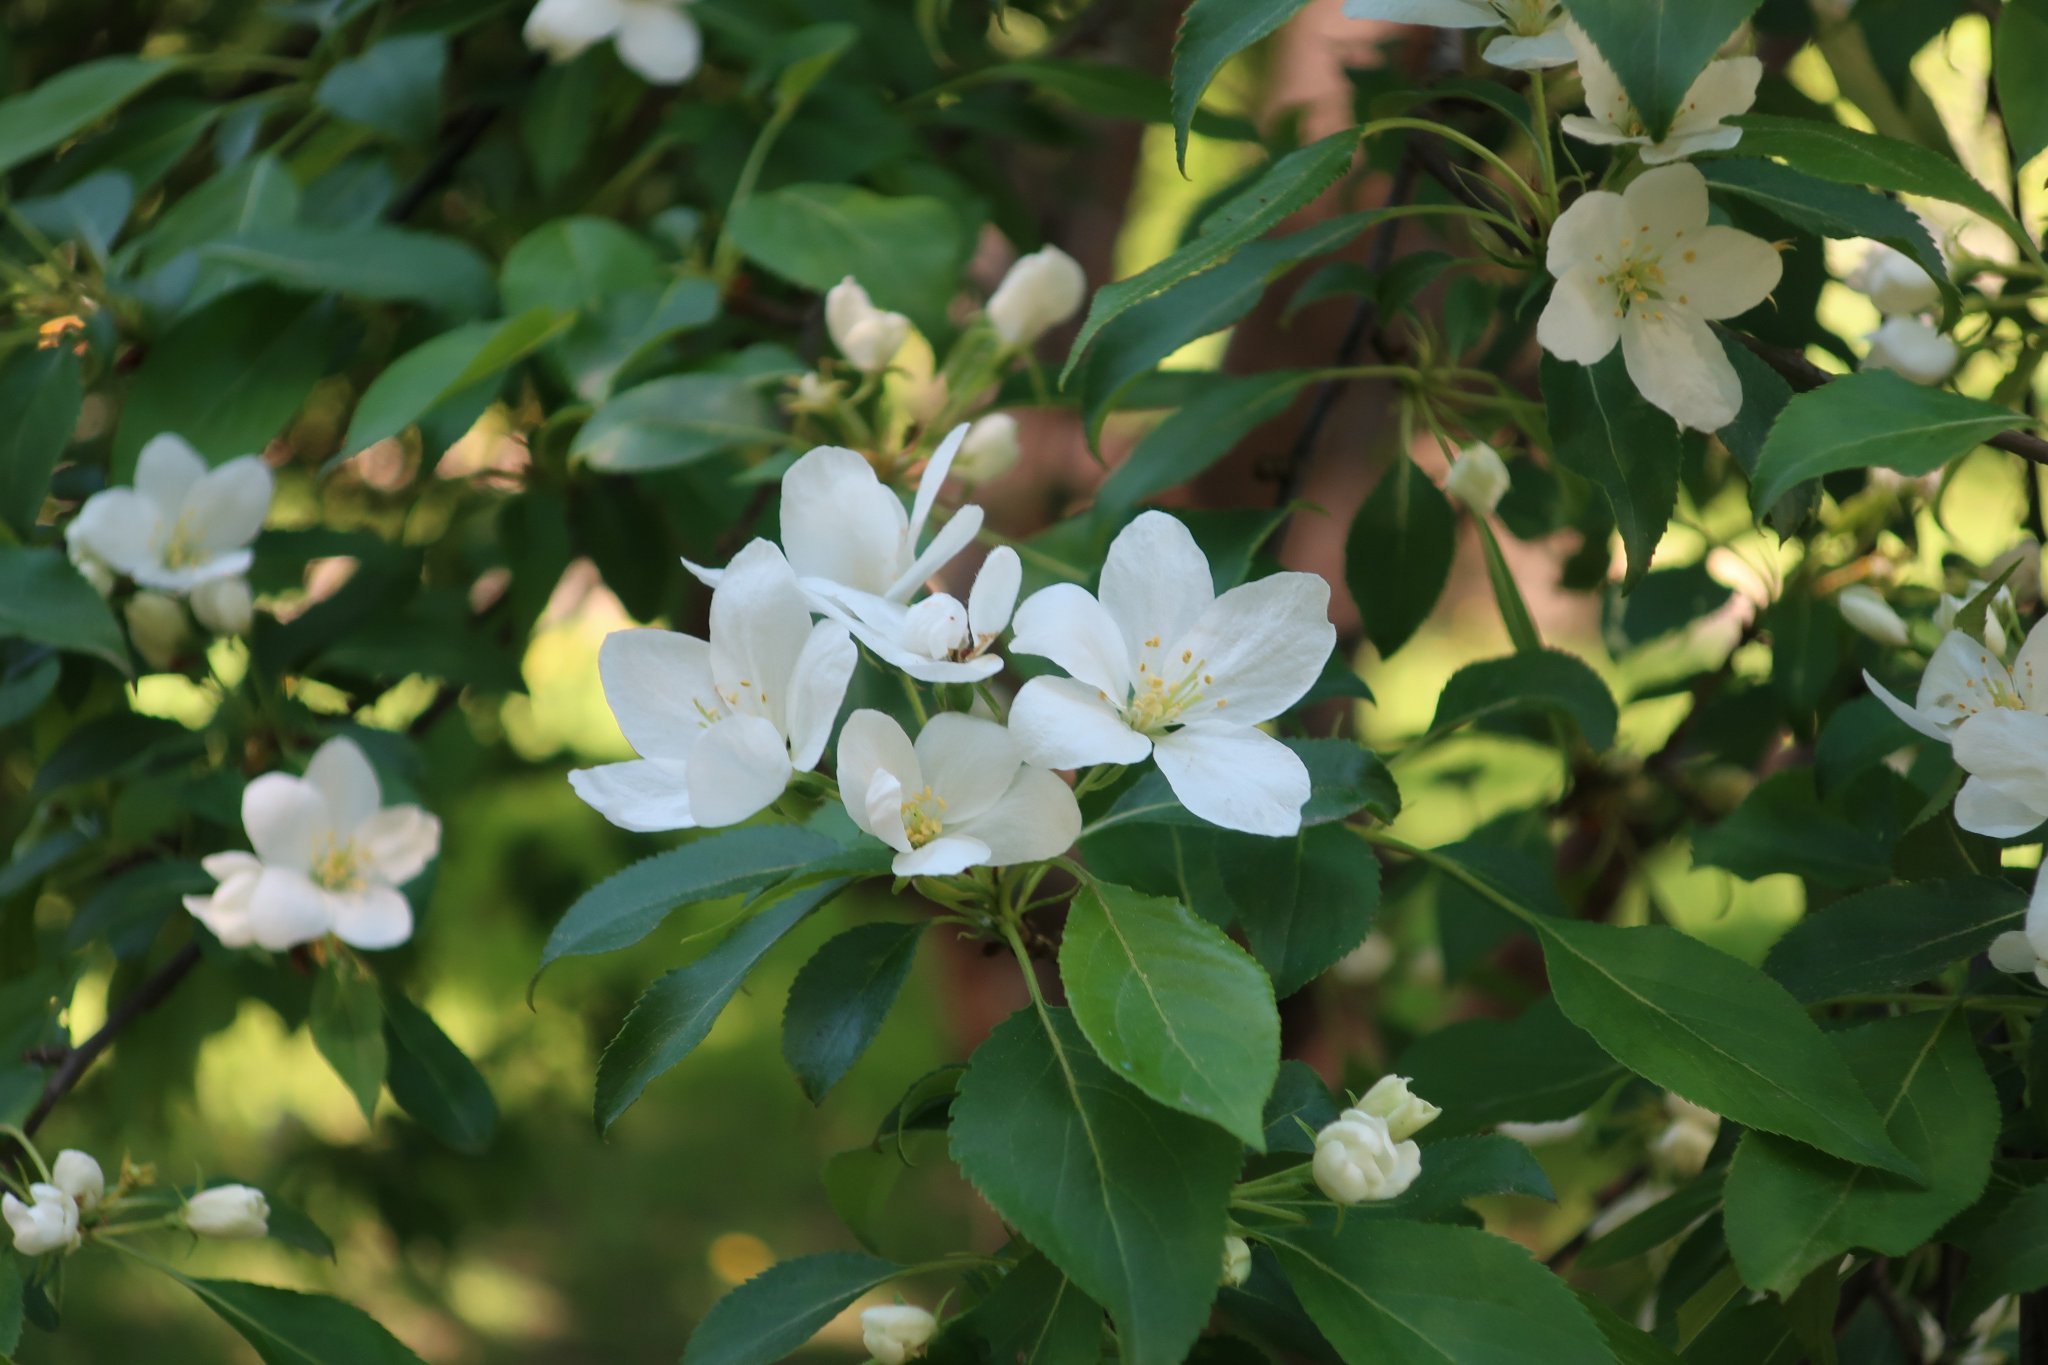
left=0, top=547, right=129, bottom=674
left=781, top=920, right=924, bottom=1103
left=1540, top=352, right=1682, bottom=590
left=1430, top=648, right=1619, bottom=751
left=1764, top=878, right=2025, bottom=1003
left=1171, top=0, right=1310, bottom=171
left=681, top=1253, right=902, bottom=1365
left=314, top=35, right=445, bottom=143
left=0, top=347, right=81, bottom=540
left=1724, top=1013, right=1997, bottom=1294
left=1748, top=370, right=2022, bottom=511
left=949, top=1006, right=1240, bottom=1365
left=0, top=57, right=173, bottom=177
left=340, top=308, right=571, bottom=454
left=571, top=373, right=778, bottom=472
left=1347, top=457, right=1454, bottom=658
left=200, top=225, right=496, bottom=317
left=170, top=1277, right=426, bottom=1365
left=1560, top=0, right=1763, bottom=139
left=310, top=963, right=387, bottom=1122
left=724, top=184, right=967, bottom=333
left=1998, top=0, right=2048, bottom=166
left=382, top=991, right=496, bottom=1153
left=1059, top=881, right=1280, bottom=1147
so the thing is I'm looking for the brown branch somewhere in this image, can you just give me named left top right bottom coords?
left=22, top=941, right=203, bottom=1137
left=1730, top=331, right=2048, bottom=467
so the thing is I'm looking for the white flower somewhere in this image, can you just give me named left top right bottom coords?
left=1838, top=585, right=1909, bottom=647
left=1331, top=931, right=1396, bottom=984
left=183, top=1184, right=269, bottom=1239
left=1312, top=1110, right=1422, bottom=1204
left=1008, top=511, right=1335, bottom=837
left=1355, top=1075, right=1442, bottom=1142
left=1444, top=441, right=1510, bottom=514
left=66, top=435, right=272, bottom=596
left=686, top=429, right=1008, bottom=683
left=573, top=540, right=856, bottom=832
left=1865, top=316, right=1959, bottom=386
left=51, top=1150, right=104, bottom=1216
left=1562, top=23, right=1762, bottom=165
left=1852, top=244, right=1944, bottom=316
left=956, top=413, right=1022, bottom=483
left=1497, top=1114, right=1586, bottom=1145
left=837, top=710, right=1081, bottom=876
left=185, top=736, right=442, bottom=952
left=523, top=0, right=701, bottom=84
left=860, top=1304, right=937, bottom=1365
left=1537, top=163, right=1781, bottom=431
left=190, top=575, right=255, bottom=635
left=1651, top=1095, right=1721, bottom=1177
left=987, top=245, right=1087, bottom=349
left=125, top=590, right=190, bottom=671
left=1868, top=621, right=2038, bottom=742
left=1990, top=866, right=2048, bottom=988
left=1222, top=1235, right=1252, bottom=1288
left=825, top=276, right=912, bottom=374
left=1341, top=0, right=1571, bottom=69
left=3, top=1183, right=80, bottom=1255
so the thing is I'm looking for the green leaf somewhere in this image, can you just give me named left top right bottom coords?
left=1064, top=130, right=1359, bottom=377
left=0, top=347, right=81, bottom=540
left=1613, top=564, right=1733, bottom=647
left=1539, top=352, right=1682, bottom=590
left=1723, top=1013, right=1997, bottom=1295
left=315, top=35, right=444, bottom=143
left=1095, top=370, right=1317, bottom=511
left=1431, top=648, right=1619, bottom=751
left=1560, top=0, right=1762, bottom=139
left=1998, top=0, right=2048, bottom=165
left=1348, top=1133, right=1556, bottom=1221
left=382, top=991, right=496, bottom=1153
left=535, top=826, right=838, bottom=985
left=950, top=1006, right=1241, bottom=1365
left=0, top=1256, right=19, bottom=1356
left=171, top=1277, right=426, bottom=1365
left=1170, top=0, right=1310, bottom=171
left=0, top=57, right=172, bottom=177
left=1269, top=1217, right=1609, bottom=1362
left=310, top=963, right=387, bottom=1122
left=0, top=547, right=129, bottom=674
left=570, top=373, right=777, bottom=472
left=1534, top=917, right=1919, bottom=1177
left=341, top=308, right=571, bottom=454
left=1346, top=458, right=1454, bottom=658
left=681, top=1253, right=902, bottom=1365
left=1578, top=1172, right=1725, bottom=1269
left=130, top=153, right=300, bottom=275
left=1954, top=1181, right=2048, bottom=1324
left=1262, top=1060, right=1340, bottom=1155
left=1748, top=370, right=2021, bottom=512
left=1578, top=1291, right=1686, bottom=1364
left=1692, top=769, right=1897, bottom=890
left=781, top=920, right=923, bottom=1103
left=928, top=1253, right=1103, bottom=1365
left=1398, top=997, right=1627, bottom=1138
left=595, top=881, right=842, bottom=1132
left=724, top=184, right=967, bottom=333
left=1060, top=881, right=1279, bottom=1147
left=200, top=226, right=496, bottom=317
left=1764, top=878, right=2025, bottom=1003
left=1086, top=737, right=1398, bottom=834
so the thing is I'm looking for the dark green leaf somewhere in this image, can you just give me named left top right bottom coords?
left=0, top=57, right=172, bottom=177
left=1349, top=1134, right=1555, bottom=1221
left=0, top=547, right=129, bottom=674
left=1398, top=997, right=1627, bottom=1138
left=571, top=373, right=776, bottom=472
left=1234, top=825, right=1382, bottom=998
left=1346, top=458, right=1454, bottom=658
left=1560, top=0, right=1762, bottom=139
left=681, top=1253, right=902, bottom=1365
left=382, top=991, right=496, bottom=1153
left=200, top=226, right=495, bottom=317
left=1998, top=0, right=2048, bottom=165
left=311, top=963, right=387, bottom=1122
left=725, top=184, right=966, bottom=333
left=1954, top=1181, right=2048, bottom=1323
left=1614, top=565, right=1732, bottom=647
left=1748, top=371, right=2020, bottom=512
left=0, top=347, right=81, bottom=540
left=1693, top=769, right=1897, bottom=890
left=341, top=308, right=570, bottom=454
left=0, top=1255, right=20, bottom=1355
left=314, top=35, right=445, bottom=143
left=928, top=1253, right=1103, bottom=1365
left=172, top=1277, right=426, bottom=1364
left=1764, top=877, right=2025, bottom=1002
left=1262, top=1060, right=1340, bottom=1155
left=1431, top=648, right=1619, bottom=751
left=781, top=920, right=923, bottom=1103
left=1579, top=1291, right=1686, bottom=1364
left=1579, top=1173, right=1726, bottom=1269
left=1540, top=352, right=1681, bottom=590
left=1170, top=0, right=1308, bottom=170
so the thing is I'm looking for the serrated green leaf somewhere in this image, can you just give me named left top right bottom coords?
left=1431, top=648, right=1619, bottom=751
left=926, top=1253, right=1103, bottom=1365
left=1693, top=769, right=1897, bottom=890
left=1764, top=878, right=2025, bottom=1003
left=1171, top=0, right=1310, bottom=170
left=781, top=920, right=923, bottom=1103
left=1748, top=370, right=2021, bottom=511
left=1954, top=1180, right=2048, bottom=1324
left=170, top=1277, right=426, bottom=1365
left=0, top=57, right=173, bottom=176
left=1560, top=0, right=1762, bottom=140
left=681, top=1253, right=902, bottom=1365
left=1346, top=457, right=1454, bottom=658
left=1540, top=351, right=1681, bottom=589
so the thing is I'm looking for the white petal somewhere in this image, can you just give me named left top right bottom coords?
left=838, top=709, right=921, bottom=835
left=242, top=773, right=330, bottom=871
left=1009, top=583, right=1134, bottom=699
left=245, top=868, right=334, bottom=951
left=884, top=505, right=984, bottom=604
left=569, top=759, right=696, bottom=832
left=1673, top=56, right=1761, bottom=134
left=914, top=712, right=1019, bottom=822
left=2016, top=618, right=2048, bottom=711
left=1955, top=777, right=2046, bottom=840
left=1620, top=306, right=1741, bottom=431
left=908, top=424, right=969, bottom=549
left=66, top=488, right=163, bottom=579
left=2028, top=867, right=2048, bottom=953
left=201, top=851, right=264, bottom=883
left=710, top=539, right=816, bottom=734
left=969, top=546, right=1022, bottom=639
left=614, top=2, right=701, bottom=84
left=681, top=556, right=722, bottom=591
left=133, top=434, right=208, bottom=516
left=1008, top=676, right=1151, bottom=769
left=1545, top=187, right=1627, bottom=276
left=1152, top=724, right=1310, bottom=837
left=860, top=769, right=914, bottom=853
left=1865, top=317, right=1960, bottom=385
left=1341, top=0, right=1491, bottom=27
left=329, top=886, right=414, bottom=950
left=599, top=627, right=718, bottom=764
left=825, top=278, right=876, bottom=357
left=1564, top=21, right=1632, bottom=131
left=1173, top=571, right=1336, bottom=723
left=1662, top=226, right=1781, bottom=321
left=1560, top=114, right=1641, bottom=149
left=1099, top=511, right=1216, bottom=668
left=1642, top=126, right=1744, bottom=165
left=893, top=834, right=994, bottom=878
left=686, top=715, right=793, bottom=826
left=1952, top=711, right=2048, bottom=827
left=1621, top=163, right=1711, bottom=242
left=779, top=447, right=909, bottom=596
left=784, top=620, right=856, bottom=771
left=1863, top=669, right=1947, bottom=742
left=186, top=874, right=259, bottom=948
left=1537, top=265, right=1622, bottom=365
left=357, top=805, right=440, bottom=884
left=1990, top=929, right=2041, bottom=974
left=524, top=0, right=628, bottom=57
left=952, top=765, right=1082, bottom=866
left=304, top=736, right=381, bottom=833
left=1919, top=632, right=2014, bottom=729
left=185, top=456, right=274, bottom=559
left=1483, top=26, right=1574, bottom=68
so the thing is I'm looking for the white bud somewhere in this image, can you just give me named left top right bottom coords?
left=1651, top=1094, right=1721, bottom=1178
left=3, top=1183, right=81, bottom=1256
left=1864, top=316, right=1958, bottom=386
left=51, top=1150, right=104, bottom=1216
left=956, top=413, right=1022, bottom=483
left=183, top=1184, right=269, bottom=1239
left=190, top=575, right=255, bottom=636
left=1936, top=580, right=2014, bottom=654
left=825, top=276, right=911, bottom=373
left=1222, top=1235, right=1252, bottom=1288
left=1836, top=585, right=1908, bottom=647
left=967, top=546, right=1021, bottom=642
left=1354, top=1075, right=1442, bottom=1142
left=1311, top=1110, right=1421, bottom=1205
left=1852, top=244, right=1943, bottom=317
left=900, top=594, right=969, bottom=660
left=73, top=550, right=116, bottom=597
left=1331, top=931, right=1395, bottom=985
left=791, top=371, right=840, bottom=411
left=860, top=1304, right=937, bottom=1365
left=986, top=245, right=1087, bottom=348
left=125, top=591, right=190, bottom=671
left=1443, top=441, right=1511, bottom=515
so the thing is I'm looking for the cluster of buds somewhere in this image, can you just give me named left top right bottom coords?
left=1852, top=245, right=1960, bottom=386
left=2, top=1143, right=268, bottom=1259
left=860, top=1303, right=937, bottom=1364
left=1311, top=1075, right=1441, bottom=1205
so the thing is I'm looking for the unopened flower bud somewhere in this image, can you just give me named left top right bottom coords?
left=901, top=594, right=969, bottom=660
left=1443, top=441, right=1511, bottom=515
left=1355, top=1076, right=1442, bottom=1142
left=3, top=1183, right=81, bottom=1255
left=73, top=551, right=116, bottom=597
left=1865, top=316, right=1958, bottom=385
left=1651, top=1094, right=1721, bottom=1178
left=190, top=575, right=255, bottom=636
left=826, top=277, right=911, bottom=374
left=791, top=371, right=840, bottom=411
left=1331, top=931, right=1395, bottom=985
left=1853, top=245, right=1943, bottom=317
left=1222, top=1235, right=1252, bottom=1287
left=125, top=591, right=190, bottom=671
left=987, top=245, right=1086, bottom=348
left=183, top=1184, right=269, bottom=1239
left=1312, top=1110, right=1421, bottom=1204
left=956, top=413, right=1021, bottom=483
left=1936, top=580, right=2015, bottom=654
left=967, top=546, right=1021, bottom=643
left=52, top=1150, right=104, bottom=1216
left=860, top=1304, right=937, bottom=1365
left=1837, top=585, right=1909, bottom=647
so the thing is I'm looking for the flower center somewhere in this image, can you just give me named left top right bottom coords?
left=900, top=786, right=947, bottom=847
left=312, top=838, right=366, bottom=892
left=1124, top=643, right=1222, bottom=737
left=1594, top=233, right=1695, bottom=321
left=159, top=514, right=208, bottom=570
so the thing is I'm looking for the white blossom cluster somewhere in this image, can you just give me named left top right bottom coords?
left=3, top=1146, right=266, bottom=1258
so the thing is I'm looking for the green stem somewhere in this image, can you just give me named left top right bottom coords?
left=712, top=99, right=805, bottom=286
left=0, top=1124, right=50, bottom=1183
left=1527, top=69, right=1560, bottom=222
left=1358, top=118, right=1548, bottom=221
left=899, top=673, right=929, bottom=727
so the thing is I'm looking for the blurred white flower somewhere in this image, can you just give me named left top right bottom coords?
left=3, top=1183, right=80, bottom=1256
left=1341, top=0, right=1571, bottom=69
left=1990, top=866, right=2048, bottom=988
left=51, top=1150, right=104, bottom=1216
left=67, top=434, right=272, bottom=594
left=183, top=1185, right=269, bottom=1239
left=125, top=590, right=190, bottom=671
left=1331, top=930, right=1396, bottom=985
left=1837, top=585, right=1909, bottom=647
left=1865, top=316, right=1959, bottom=386
left=1497, top=1114, right=1586, bottom=1145
left=524, top=0, right=702, bottom=84
left=1222, top=1235, right=1252, bottom=1287
left=1562, top=23, right=1761, bottom=164
left=186, top=736, right=441, bottom=951
left=957, top=413, right=1022, bottom=483
left=1312, top=1109, right=1422, bottom=1203
left=190, top=574, right=255, bottom=636
left=1652, top=1095, right=1721, bottom=1177
left=987, top=245, right=1087, bottom=348
left=1355, top=1075, right=1442, bottom=1142
left=1444, top=441, right=1511, bottom=514
left=825, top=276, right=913, bottom=374
left=1852, top=244, right=1944, bottom=316
left=860, top=1304, right=937, bottom=1365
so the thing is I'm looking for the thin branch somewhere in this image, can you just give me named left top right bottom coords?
left=22, top=941, right=204, bottom=1136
